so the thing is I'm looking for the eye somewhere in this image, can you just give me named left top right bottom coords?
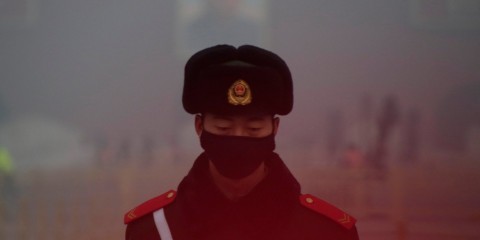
left=216, top=126, right=231, bottom=131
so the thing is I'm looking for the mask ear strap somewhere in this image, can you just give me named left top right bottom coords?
left=196, top=114, right=206, bottom=131
left=271, top=116, right=277, bottom=135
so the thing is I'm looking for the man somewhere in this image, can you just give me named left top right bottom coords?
left=124, top=45, right=359, bottom=239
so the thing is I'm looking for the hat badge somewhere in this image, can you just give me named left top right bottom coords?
left=228, top=79, right=252, bottom=106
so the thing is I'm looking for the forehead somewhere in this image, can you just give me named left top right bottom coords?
left=203, top=112, right=273, bottom=122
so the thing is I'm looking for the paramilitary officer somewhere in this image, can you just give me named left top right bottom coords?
left=124, top=45, right=360, bottom=240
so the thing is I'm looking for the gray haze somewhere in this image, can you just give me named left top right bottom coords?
left=2, top=1, right=479, bottom=151
left=1, top=1, right=480, bottom=239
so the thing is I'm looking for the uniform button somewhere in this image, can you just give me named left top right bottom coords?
left=167, top=192, right=175, bottom=198
left=306, top=197, right=314, bottom=204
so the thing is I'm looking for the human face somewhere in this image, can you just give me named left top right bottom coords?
left=195, top=112, right=279, bottom=138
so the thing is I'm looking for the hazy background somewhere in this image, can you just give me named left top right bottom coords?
left=1, top=0, right=479, bottom=239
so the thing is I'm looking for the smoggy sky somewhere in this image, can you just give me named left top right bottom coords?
left=1, top=0, right=479, bottom=143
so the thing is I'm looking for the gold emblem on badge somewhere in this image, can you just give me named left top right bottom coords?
left=228, top=79, right=252, bottom=105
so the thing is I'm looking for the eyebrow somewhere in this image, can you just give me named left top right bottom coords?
left=211, top=115, right=234, bottom=121
left=246, top=116, right=269, bottom=122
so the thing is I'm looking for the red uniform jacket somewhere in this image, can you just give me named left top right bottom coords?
left=125, top=153, right=359, bottom=240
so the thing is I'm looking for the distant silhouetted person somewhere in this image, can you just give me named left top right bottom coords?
left=371, top=95, right=399, bottom=169
left=142, top=135, right=155, bottom=165
left=325, top=109, right=345, bottom=160
left=117, top=138, right=132, bottom=164
left=402, top=108, right=420, bottom=164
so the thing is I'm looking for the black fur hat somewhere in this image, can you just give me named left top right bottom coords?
left=183, top=44, right=293, bottom=115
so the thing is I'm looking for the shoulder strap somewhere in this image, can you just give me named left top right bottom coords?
left=299, top=194, right=356, bottom=229
left=124, top=190, right=177, bottom=224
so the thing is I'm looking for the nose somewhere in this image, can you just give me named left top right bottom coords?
left=231, top=127, right=249, bottom=137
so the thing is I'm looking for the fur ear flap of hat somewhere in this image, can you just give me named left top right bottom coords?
left=183, top=44, right=293, bottom=115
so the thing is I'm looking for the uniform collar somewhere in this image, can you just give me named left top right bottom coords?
left=174, top=152, right=301, bottom=238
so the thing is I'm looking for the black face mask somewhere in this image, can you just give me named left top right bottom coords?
left=200, top=130, right=276, bottom=179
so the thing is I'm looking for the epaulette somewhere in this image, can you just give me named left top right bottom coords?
left=299, top=194, right=356, bottom=230
left=124, top=190, right=177, bottom=224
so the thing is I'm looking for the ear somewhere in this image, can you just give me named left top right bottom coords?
left=194, top=114, right=203, bottom=136
left=272, top=117, right=280, bottom=136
